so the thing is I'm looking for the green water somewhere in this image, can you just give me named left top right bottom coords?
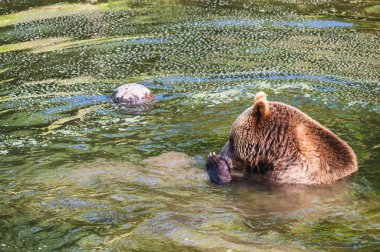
left=0, top=0, right=379, bottom=251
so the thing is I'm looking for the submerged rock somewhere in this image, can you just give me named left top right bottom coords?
left=112, top=83, right=154, bottom=107
left=143, top=152, right=195, bottom=169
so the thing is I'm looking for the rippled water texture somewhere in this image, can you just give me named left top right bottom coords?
left=0, top=0, right=379, bottom=251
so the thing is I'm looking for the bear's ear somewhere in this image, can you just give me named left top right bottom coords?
left=252, top=92, right=270, bottom=120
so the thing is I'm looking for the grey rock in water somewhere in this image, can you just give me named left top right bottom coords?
left=112, top=83, right=154, bottom=107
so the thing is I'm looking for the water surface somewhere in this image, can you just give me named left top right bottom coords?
left=0, top=0, right=379, bottom=251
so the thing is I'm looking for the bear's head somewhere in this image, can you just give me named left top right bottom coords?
left=206, top=92, right=271, bottom=184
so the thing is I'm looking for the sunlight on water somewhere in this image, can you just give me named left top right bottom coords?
left=0, top=0, right=379, bottom=251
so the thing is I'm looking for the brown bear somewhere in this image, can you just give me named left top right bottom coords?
left=206, top=91, right=358, bottom=185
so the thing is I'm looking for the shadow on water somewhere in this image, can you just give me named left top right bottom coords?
left=0, top=0, right=379, bottom=251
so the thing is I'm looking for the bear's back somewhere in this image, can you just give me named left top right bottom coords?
left=232, top=101, right=358, bottom=184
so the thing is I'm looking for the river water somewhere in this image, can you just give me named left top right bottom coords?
left=0, top=0, right=379, bottom=251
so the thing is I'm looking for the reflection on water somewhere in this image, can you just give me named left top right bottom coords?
left=0, top=0, right=379, bottom=251
left=196, top=19, right=354, bottom=28
left=44, top=94, right=109, bottom=114
left=4, top=153, right=362, bottom=250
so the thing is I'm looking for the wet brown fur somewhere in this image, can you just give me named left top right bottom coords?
left=221, top=92, right=357, bottom=185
